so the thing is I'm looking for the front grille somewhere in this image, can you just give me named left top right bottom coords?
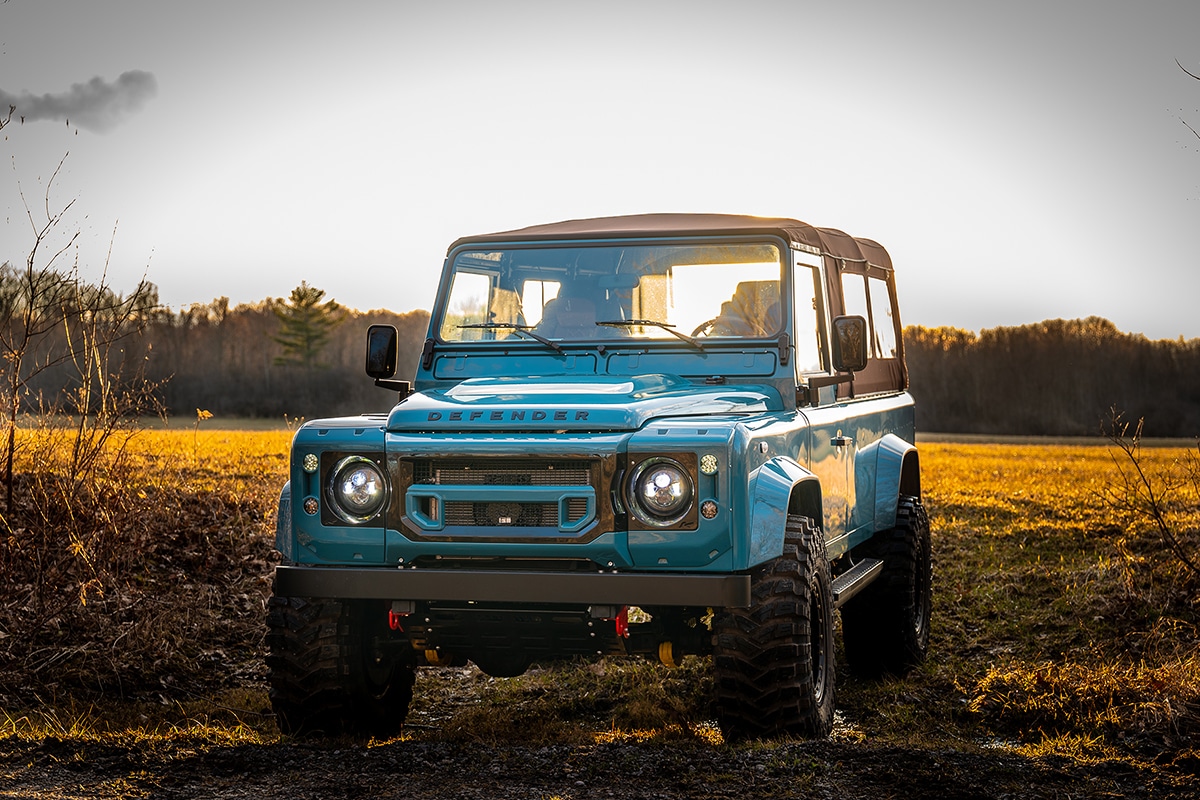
left=403, top=457, right=601, bottom=534
left=412, top=458, right=591, bottom=487
left=442, top=496, right=591, bottom=527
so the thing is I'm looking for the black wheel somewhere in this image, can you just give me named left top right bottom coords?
left=470, top=647, right=532, bottom=678
left=713, top=514, right=836, bottom=740
left=841, top=495, right=932, bottom=678
left=266, top=595, right=416, bottom=737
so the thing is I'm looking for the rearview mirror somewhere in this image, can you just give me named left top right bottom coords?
left=598, top=273, right=641, bottom=290
left=831, top=315, right=868, bottom=373
left=365, top=324, right=398, bottom=379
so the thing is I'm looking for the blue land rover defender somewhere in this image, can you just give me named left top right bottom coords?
left=267, top=214, right=930, bottom=740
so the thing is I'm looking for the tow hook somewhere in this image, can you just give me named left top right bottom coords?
left=590, top=604, right=630, bottom=638
left=615, top=606, right=629, bottom=639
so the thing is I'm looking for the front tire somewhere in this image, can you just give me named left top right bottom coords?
left=713, top=514, right=836, bottom=740
left=841, top=495, right=932, bottom=678
left=266, top=596, right=416, bottom=737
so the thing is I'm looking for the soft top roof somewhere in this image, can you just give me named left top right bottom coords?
left=451, top=213, right=892, bottom=272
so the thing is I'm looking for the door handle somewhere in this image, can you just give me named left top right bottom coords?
left=831, top=435, right=854, bottom=448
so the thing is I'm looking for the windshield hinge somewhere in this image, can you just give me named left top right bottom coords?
left=705, top=375, right=727, bottom=385
left=420, top=337, right=435, bottom=370
left=778, top=333, right=791, bottom=366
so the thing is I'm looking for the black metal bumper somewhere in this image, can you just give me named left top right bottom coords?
left=274, top=565, right=751, bottom=608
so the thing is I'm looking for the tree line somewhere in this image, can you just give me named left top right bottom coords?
left=0, top=263, right=427, bottom=422
left=136, top=310, right=1200, bottom=436
left=904, top=317, right=1200, bottom=437
left=2, top=258, right=1196, bottom=435
left=146, top=290, right=429, bottom=419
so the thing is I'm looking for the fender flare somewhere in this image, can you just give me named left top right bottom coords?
left=746, top=457, right=822, bottom=568
left=274, top=480, right=294, bottom=562
left=855, top=434, right=920, bottom=534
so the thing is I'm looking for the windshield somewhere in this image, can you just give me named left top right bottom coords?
left=437, top=241, right=782, bottom=343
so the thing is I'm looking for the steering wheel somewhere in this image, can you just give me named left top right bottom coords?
left=690, top=318, right=719, bottom=337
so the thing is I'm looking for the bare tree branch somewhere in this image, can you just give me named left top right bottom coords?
left=1103, top=411, right=1200, bottom=580
left=1183, top=117, right=1200, bottom=144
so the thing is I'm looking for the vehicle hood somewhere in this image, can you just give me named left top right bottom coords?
left=387, top=374, right=779, bottom=432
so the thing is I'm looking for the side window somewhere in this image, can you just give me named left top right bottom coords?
left=792, top=262, right=824, bottom=373
left=867, top=276, right=898, bottom=358
left=839, top=268, right=903, bottom=396
left=840, top=272, right=898, bottom=359
left=841, top=272, right=869, bottom=322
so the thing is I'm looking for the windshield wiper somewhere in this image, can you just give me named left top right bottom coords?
left=596, top=319, right=705, bottom=351
left=457, top=322, right=563, bottom=353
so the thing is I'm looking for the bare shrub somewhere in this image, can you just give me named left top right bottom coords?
left=0, top=155, right=163, bottom=505
left=0, top=431, right=281, bottom=704
left=1103, top=411, right=1200, bottom=583
left=0, top=155, right=190, bottom=700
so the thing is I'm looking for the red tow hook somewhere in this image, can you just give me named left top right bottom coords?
left=388, top=609, right=406, bottom=631
left=614, top=605, right=629, bottom=639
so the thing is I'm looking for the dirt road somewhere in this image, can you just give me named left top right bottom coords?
left=4, top=726, right=1196, bottom=800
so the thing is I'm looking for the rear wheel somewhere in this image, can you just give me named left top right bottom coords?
left=713, top=514, right=836, bottom=740
left=266, top=596, right=416, bottom=737
left=841, top=495, right=932, bottom=678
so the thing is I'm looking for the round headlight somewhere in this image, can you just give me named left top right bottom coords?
left=629, top=457, right=693, bottom=526
left=327, top=456, right=387, bottom=523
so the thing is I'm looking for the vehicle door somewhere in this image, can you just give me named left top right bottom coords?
left=791, top=252, right=854, bottom=544
left=835, top=268, right=904, bottom=540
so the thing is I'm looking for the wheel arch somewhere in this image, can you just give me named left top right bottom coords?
left=861, top=434, right=920, bottom=534
left=274, top=481, right=294, bottom=562
left=746, top=456, right=821, bottom=568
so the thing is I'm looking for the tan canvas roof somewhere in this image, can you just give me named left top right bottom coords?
left=451, top=213, right=893, bottom=273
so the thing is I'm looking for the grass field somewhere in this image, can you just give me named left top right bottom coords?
left=0, top=430, right=1196, bottom=791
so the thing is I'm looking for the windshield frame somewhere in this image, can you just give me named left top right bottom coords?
left=432, top=235, right=789, bottom=348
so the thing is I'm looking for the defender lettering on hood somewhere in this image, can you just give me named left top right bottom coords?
left=389, top=374, right=781, bottom=432
left=426, top=408, right=591, bottom=423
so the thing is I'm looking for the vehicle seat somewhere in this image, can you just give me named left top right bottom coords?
left=537, top=295, right=597, bottom=339
left=712, top=281, right=781, bottom=336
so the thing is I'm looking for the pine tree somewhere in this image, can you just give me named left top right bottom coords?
left=272, top=282, right=344, bottom=368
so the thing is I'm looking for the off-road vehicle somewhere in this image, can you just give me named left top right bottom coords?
left=267, top=213, right=931, bottom=740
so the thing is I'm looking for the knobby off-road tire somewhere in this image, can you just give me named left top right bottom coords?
left=266, top=595, right=416, bottom=737
left=713, top=514, right=836, bottom=740
left=841, top=495, right=932, bottom=678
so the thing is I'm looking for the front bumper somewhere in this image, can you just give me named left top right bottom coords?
left=275, top=565, right=751, bottom=608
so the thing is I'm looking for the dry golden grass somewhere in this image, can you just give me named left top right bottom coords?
left=1, top=431, right=1197, bottom=764
left=0, top=426, right=291, bottom=706
left=905, top=442, right=1200, bottom=757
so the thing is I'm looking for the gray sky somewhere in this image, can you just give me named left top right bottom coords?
left=1, top=0, right=1197, bottom=338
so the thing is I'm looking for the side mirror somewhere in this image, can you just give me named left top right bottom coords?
left=831, top=315, right=868, bottom=373
left=365, top=324, right=398, bottom=379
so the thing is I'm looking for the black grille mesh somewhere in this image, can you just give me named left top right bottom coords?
left=410, top=458, right=594, bottom=529
left=411, top=459, right=591, bottom=487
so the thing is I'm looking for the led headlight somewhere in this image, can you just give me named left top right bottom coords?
left=327, top=456, right=387, bottom=523
left=628, top=457, right=694, bottom=526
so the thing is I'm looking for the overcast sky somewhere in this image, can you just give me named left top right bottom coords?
left=1, top=0, right=1197, bottom=339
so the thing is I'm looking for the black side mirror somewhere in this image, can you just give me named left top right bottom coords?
left=831, top=315, right=868, bottom=373
left=366, top=324, right=412, bottom=396
left=366, top=324, right=398, bottom=379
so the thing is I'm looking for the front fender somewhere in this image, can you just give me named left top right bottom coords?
left=746, top=457, right=820, bottom=568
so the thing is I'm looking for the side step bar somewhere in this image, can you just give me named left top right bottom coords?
left=831, top=558, right=883, bottom=609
